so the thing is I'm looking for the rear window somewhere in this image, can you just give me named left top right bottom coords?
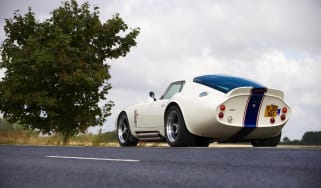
left=193, top=75, right=265, bottom=93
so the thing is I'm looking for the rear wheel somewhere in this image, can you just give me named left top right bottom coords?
left=194, top=137, right=211, bottom=147
left=117, top=113, right=139, bottom=146
left=251, top=133, right=281, bottom=147
left=165, top=106, right=196, bottom=147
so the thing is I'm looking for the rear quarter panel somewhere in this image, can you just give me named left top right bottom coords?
left=171, top=82, right=227, bottom=137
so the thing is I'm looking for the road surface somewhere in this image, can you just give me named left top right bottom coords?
left=0, top=145, right=320, bottom=188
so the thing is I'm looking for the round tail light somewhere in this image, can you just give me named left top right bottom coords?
left=218, top=112, right=224, bottom=118
left=282, top=107, right=287, bottom=113
left=270, top=117, right=275, bottom=124
left=281, top=114, right=286, bottom=121
left=220, top=105, right=226, bottom=111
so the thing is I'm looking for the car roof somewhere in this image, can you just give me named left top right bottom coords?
left=193, top=75, right=265, bottom=93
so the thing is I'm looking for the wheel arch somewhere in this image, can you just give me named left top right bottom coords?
left=164, top=102, right=180, bottom=121
left=115, top=111, right=127, bottom=129
left=164, top=102, right=194, bottom=135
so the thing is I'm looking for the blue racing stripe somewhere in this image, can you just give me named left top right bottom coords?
left=243, top=88, right=266, bottom=128
left=230, top=88, right=267, bottom=142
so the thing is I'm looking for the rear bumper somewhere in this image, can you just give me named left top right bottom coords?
left=188, top=119, right=285, bottom=141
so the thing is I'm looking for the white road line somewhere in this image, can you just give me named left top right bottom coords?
left=45, top=156, right=140, bottom=162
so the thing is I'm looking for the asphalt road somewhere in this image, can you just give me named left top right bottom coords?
left=0, top=145, right=320, bottom=188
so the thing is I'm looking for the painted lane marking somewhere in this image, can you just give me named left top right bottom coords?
left=45, top=156, right=140, bottom=162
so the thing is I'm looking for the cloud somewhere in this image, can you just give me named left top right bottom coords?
left=113, top=0, right=321, bottom=59
left=1, top=0, right=321, bottom=139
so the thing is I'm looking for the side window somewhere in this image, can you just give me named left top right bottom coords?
left=161, top=81, right=185, bottom=100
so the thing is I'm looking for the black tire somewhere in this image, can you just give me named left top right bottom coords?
left=194, top=137, right=211, bottom=147
left=251, top=133, right=281, bottom=147
left=164, top=106, right=196, bottom=147
left=117, top=113, right=139, bottom=147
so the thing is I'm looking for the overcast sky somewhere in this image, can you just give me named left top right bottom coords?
left=1, top=0, right=320, bottom=139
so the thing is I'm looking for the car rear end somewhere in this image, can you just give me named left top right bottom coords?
left=216, top=87, right=290, bottom=141
left=189, top=75, right=290, bottom=142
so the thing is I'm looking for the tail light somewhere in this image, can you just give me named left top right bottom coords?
left=218, top=104, right=225, bottom=119
left=270, top=117, right=275, bottom=124
left=281, top=114, right=286, bottom=121
left=282, top=107, right=287, bottom=113
left=220, top=104, right=226, bottom=111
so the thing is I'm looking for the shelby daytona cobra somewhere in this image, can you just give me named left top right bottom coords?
left=116, top=75, right=290, bottom=147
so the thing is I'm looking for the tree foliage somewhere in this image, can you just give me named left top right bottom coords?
left=301, top=131, right=321, bottom=145
left=281, top=131, right=321, bottom=145
left=0, top=0, right=139, bottom=144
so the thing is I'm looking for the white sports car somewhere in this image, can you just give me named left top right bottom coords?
left=116, top=75, right=290, bottom=147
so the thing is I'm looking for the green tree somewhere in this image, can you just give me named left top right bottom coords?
left=301, top=131, right=321, bottom=145
left=282, top=136, right=290, bottom=143
left=0, top=0, right=139, bottom=144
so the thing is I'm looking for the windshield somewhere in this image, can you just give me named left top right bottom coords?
left=193, top=75, right=265, bottom=93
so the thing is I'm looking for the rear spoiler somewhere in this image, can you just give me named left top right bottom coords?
left=228, top=87, right=284, bottom=99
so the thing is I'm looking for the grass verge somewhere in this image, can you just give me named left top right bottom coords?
left=0, top=129, right=118, bottom=146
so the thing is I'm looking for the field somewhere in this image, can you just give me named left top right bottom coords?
left=0, top=127, right=119, bottom=146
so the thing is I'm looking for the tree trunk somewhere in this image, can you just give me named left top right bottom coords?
left=62, top=131, right=71, bottom=145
